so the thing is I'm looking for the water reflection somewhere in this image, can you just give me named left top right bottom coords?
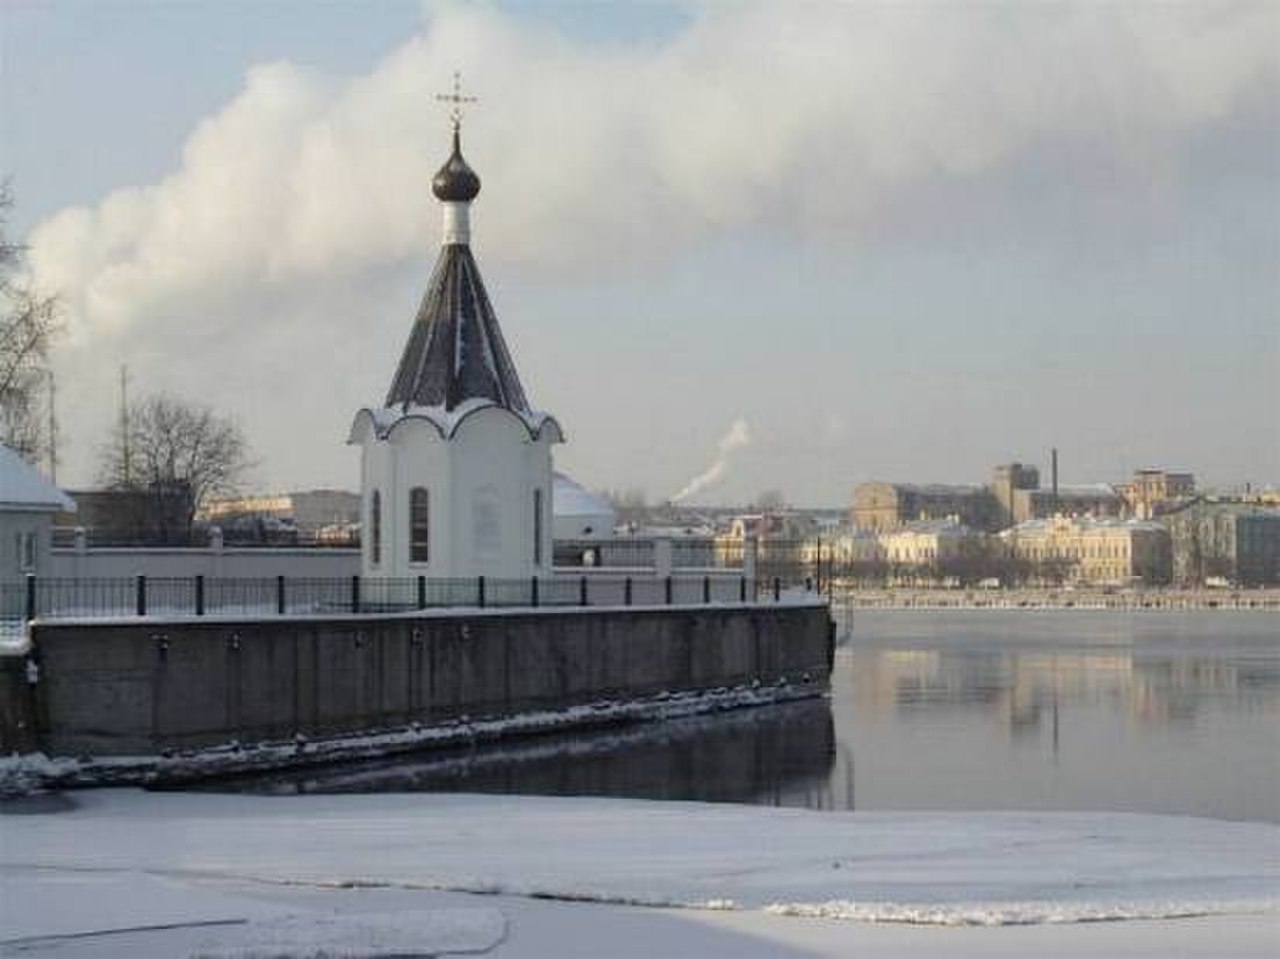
left=196, top=613, right=1279, bottom=823
left=847, top=637, right=1280, bottom=728
left=199, top=698, right=846, bottom=810
left=837, top=612, right=1280, bottom=822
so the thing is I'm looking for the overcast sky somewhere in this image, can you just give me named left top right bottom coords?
left=2, top=1, right=1277, bottom=505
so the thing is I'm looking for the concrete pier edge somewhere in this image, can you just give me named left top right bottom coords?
left=3, top=601, right=834, bottom=787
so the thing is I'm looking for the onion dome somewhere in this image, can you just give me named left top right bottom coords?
left=432, top=127, right=481, bottom=202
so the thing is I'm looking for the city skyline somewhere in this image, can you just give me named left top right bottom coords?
left=3, top=1, right=1277, bottom=504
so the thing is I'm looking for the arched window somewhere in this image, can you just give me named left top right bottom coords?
left=410, top=487, right=430, bottom=563
left=370, top=490, right=382, bottom=566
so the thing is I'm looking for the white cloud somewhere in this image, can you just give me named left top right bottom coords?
left=29, top=2, right=1278, bottom=489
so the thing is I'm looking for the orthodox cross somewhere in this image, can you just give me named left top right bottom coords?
left=437, top=71, right=477, bottom=130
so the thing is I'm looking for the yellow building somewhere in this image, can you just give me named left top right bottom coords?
left=1000, top=517, right=1170, bottom=586
left=876, top=519, right=979, bottom=566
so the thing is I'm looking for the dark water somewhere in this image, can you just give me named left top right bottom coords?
left=202, top=611, right=1280, bottom=823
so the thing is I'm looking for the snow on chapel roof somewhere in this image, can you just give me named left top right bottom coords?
left=0, top=445, right=75, bottom=513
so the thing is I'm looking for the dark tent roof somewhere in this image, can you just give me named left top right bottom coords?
left=384, top=243, right=530, bottom=413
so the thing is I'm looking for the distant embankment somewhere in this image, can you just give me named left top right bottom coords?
left=839, top=588, right=1280, bottom=612
left=4, top=602, right=832, bottom=783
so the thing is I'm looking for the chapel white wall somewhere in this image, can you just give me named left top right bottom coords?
left=357, top=409, right=554, bottom=581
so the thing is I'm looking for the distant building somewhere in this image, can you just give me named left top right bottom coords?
left=726, top=512, right=817, bottom=540
left=2, top=445, right=75, bottom=579
left=1247, top=488, right=1280, bottom=506
left=1116, top=469, right=1195, bottom=519
left=551, top=473, right=616, bottom=540
left=198, top=490, right=360, bottom=536
left=1000, top=517, right=1171, bottom=586
left=1164, top=501, right=1280, bottom=587
left=853, top=464, right=1124, bottom=534
left=851, top=483, right=999, bottom=532
left=57, top=485, right=194, bottom=546
left=876, top=518, right=982, bottom=567
left=1019, top=484, right=1124, bottom=522
left=820, top=531, right=882, bottom=566
left=989, top=461, right=1126, bottom=525
left=991, top=462, right=1040, bottom=527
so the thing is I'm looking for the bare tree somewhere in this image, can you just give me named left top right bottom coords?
left=0, top=184, right=60, bottom=462
left=99, top=392, right=252, bottom=540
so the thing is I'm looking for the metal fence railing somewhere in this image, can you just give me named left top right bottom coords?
left=2, top=572, right=804, bottom=624
left=553, top=538, right=655, bottom=569
left=52, top=526, right=361, bottom=550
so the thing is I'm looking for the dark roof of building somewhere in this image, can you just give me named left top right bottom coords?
left=384, top=242, right=530, bottom=413
left=895, top=483, right=986, bottom=497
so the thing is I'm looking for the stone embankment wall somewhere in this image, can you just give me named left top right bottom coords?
left=0, top=656, right=36, bottom=754
left=24, top=603, right=832, bottom=757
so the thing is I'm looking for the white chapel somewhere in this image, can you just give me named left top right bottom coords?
left=349, top=86, right=563, bottom=581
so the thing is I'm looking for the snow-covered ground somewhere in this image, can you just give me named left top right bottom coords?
left=1, top=789, right=1277, bottom=957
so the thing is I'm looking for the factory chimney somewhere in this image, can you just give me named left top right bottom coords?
left=1051, top=448, right=1059, bottom=515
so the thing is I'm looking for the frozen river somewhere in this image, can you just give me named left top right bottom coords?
left=201, top=610, right=1280, bottom=824
left=5, top=610, right=1278, bottom=957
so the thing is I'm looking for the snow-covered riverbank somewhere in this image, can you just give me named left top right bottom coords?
left=2, top=790, right=1276, bottom=957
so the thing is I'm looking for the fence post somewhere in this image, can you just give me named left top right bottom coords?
left=773, top=576, right=781, bottom=603
left=276, top=575, right=286, bottom=615
left=351, top=574, right=361, bottom=614
left=195, top=575, right=205, bottom=616
left=417, top=575, right=426, bottom=610
left=478, top=575, right=486, bottom=609
left=579, top=575, right=588, bottom=607
left=531, top=576, right=540, bottom=608
left=136, top=574, right=147, bottom=616
left=25, top=574, right=35, bottom=622
left=624, top=576, right=632, bottom=607
left=703, top=575, right=711, bottom=604
left=664, top=575, right=673, bottom=605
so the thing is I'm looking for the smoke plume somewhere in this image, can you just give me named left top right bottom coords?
left=670, top=418, right=752, bottom=504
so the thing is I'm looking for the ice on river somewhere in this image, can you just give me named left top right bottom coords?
left=1, top=789, right=1276, bottom=957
